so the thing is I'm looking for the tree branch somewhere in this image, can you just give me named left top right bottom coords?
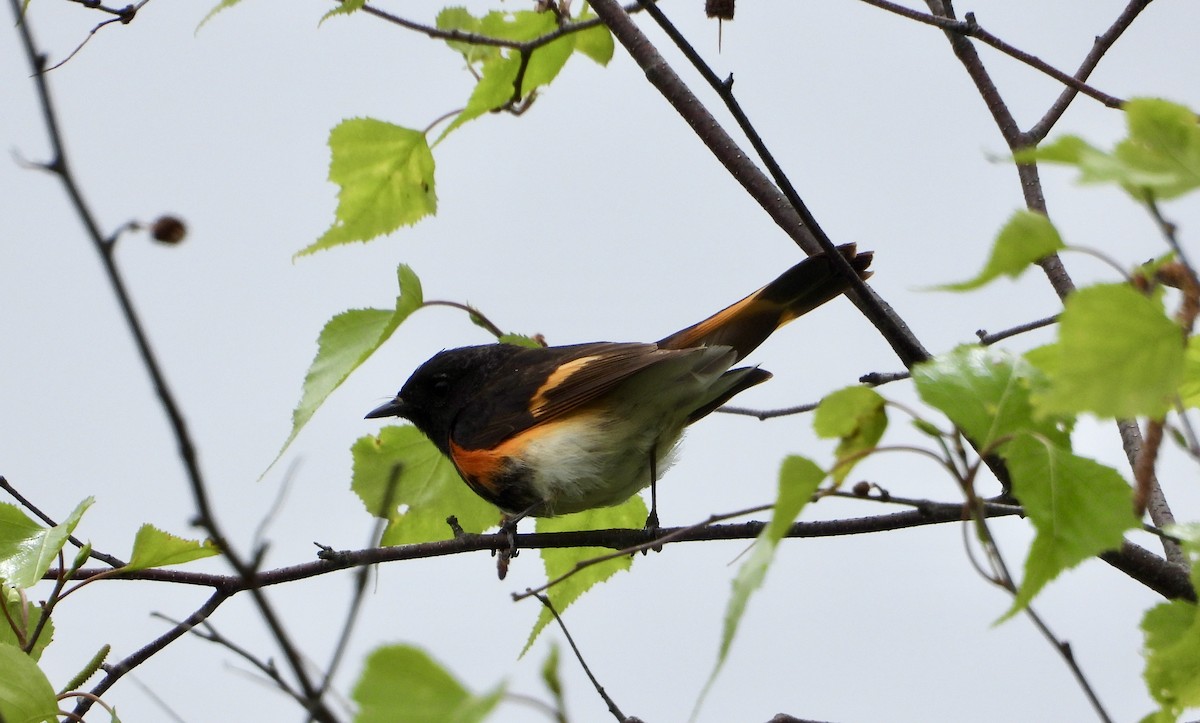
left=912, top=0, right=1181, bottom=567
left=859, top=0, right=1125, bottom=117
left=9, top=5, right=337, bottom=718
left=1026, top=0, right=1152, bottom=142
left=355, top=0, right=645, bottom=53
left=0, top=476, right=126, bottom=568
left=80, top=590, right=232, bottom=714
left=623, top=0, right=929, bottom=367
left=52, top=495, right=1192, bottom=603
left=534, top=593, right=627, bottom=722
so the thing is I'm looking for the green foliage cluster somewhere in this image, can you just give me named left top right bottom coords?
left=1, top=501, right=215, bottom=720
left=298, top=5, right=613, bottom=257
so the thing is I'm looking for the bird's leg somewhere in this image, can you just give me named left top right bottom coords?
left=645, top=442, right=660, bottom=532
left=496, top=500, right=544, bottom=580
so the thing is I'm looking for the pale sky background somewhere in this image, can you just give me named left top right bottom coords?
left=4, top=1, right=1200, bottom=721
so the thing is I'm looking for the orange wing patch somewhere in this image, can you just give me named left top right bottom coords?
left=530, top=355, right=602, bottom=417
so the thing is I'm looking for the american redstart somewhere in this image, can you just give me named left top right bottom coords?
left=366, top=244, right=872, bottom=526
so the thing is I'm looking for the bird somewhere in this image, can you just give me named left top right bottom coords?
left=366, top=244, right=872, bottom=529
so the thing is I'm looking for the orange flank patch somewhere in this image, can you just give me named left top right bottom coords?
left=449, top=412, right=604, bottom=498
left=449, top=440, right=511, bottom=494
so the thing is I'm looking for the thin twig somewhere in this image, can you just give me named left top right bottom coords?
left=857, top=0, right=1126, bottom=118
left=825, top=489, right=1024, bottom=516
left=957, top=443, right=1114, bottom=723
left=534, top=594, right=626, bottom=721
left=48, top=495, right=1188, bottom=603
left=1170, top=399, right=1200, bottom=463
left=151, top=614, right=307, bottom=709
left=1020, top=606, right=1114, bottom=723
left=45, top=0, right=149, bottom=72
left=514, top=504, right=774, bottom=601
left=56, top=691, right=120, bottom=720
left=975, top=314, right=1059, bottom=346
left=860, top=370, right=912, bottom=387
left=421, top=299, right=507, bottom=339
left=253, top=460, right=298, bottom=551
left=1147, top=197, right=1200, bottom=308
left=64, top=0, right=136, bottom=14
left=355, top=0, right=646, bottom=53
left=1027, top=0, right=1152, bottom=142
left=85, top=590, right=232, bottom=707
left=0, top=476, right=126, bottom=568
left=24, top=551, right=68, bottom=653
left=121, top=674, right=188, bottom=723
left=630, top=0, right=928, bottom=368
left=9, top=6, right=337, bottom=719
left=311, top=465, right=403, bottom=719
left=718, top=401, right=817, bottom=420
left=723, top=314, right=1058, bottom=418
left=910, top=0, right=1176, bottom=569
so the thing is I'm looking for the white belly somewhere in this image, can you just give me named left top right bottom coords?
left=520, top=408, right=683, bottom=516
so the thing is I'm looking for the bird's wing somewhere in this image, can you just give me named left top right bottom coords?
left=451, top=342, right=713, bottom=450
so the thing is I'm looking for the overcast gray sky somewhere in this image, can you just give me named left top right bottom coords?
left=4, top=1, right=1200, bottom=721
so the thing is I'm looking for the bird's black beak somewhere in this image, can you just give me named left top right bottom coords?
left=365, top=397, right=407, bottom=419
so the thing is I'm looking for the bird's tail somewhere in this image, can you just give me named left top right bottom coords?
left=656, top=243, right=873, bottom=361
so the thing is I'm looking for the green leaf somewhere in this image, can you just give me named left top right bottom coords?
left=1116, top=98, right=1200, bottom=201
left=496, top=333, right=543, bottom=348
left=436, top=7, right=501, bottom=65
left=523, top=497, right=645, bottom=654
left=122, top=525, right=218, bottom=572
left=913, top=346, right=1070, bottom=451
left=351, top=426, right=497, bottom=546
left=320, top=0, right=364, bottom=23
left=0, top=498, right=92, bottom=588
left=270, top=265, right=423, bottom=469
left=573, top=9, right=614, bottom=65
left=911, top=418, right=945, bottom=440
left=1017, top=136, right=1130, bottom=186
left=540, top=643, right=565, bottom=713
left=814, top=386, right=887, bottom=484
left=521, top=32, right=576, bottom=91
left=0, top=643, right=58, bottom=723
left=1033, top=283, right=1184, bottom=418
left=0, top=588, right=53, bottom=661
left=934, top=210, right=1065, bottom=291
left=302, top=119, right=436, bottom=255
left=478, top=9, right=557, bottom=43
left=1179, top=336, right=1200, bottom=409
left=1019, top=98, right=1200, bottom=203
left=1143, top=600, right=1200, bottom=720
left=352, top=644, right=504, bottom=723
left=1139, top=522, right=1200, bottom=720
left=438, top=11, right=558, bottom=140
left=437, top=10, right=589, bottom=142
left=439, top=55, right=523, bottom=141
left=695, top=456, right=824, bottom=717
left=999, top=436, right=1138, bottom=620
left=197, top=0, right=244, bottom=30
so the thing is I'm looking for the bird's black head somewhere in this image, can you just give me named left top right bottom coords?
left=365, top=344, right=525, bottom=455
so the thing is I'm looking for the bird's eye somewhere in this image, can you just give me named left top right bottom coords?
left=432, top=374, right=451, bottom=397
